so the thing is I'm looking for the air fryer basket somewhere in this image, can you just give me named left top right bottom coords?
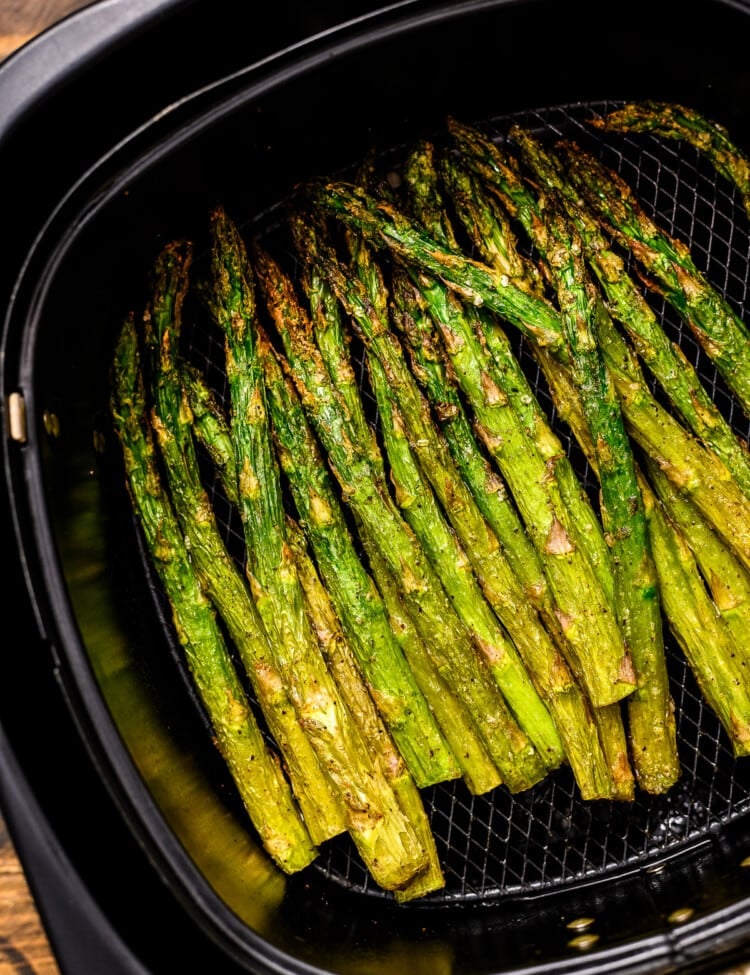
left=8, top=0, right=750, bottom=972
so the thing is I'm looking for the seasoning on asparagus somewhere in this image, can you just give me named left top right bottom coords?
left=286, top=517, right=445, bottom=901
left=111, top=314, right=318, bottom=874
left=446, top=122, right=677, bottom=794
left=254, top=242, right=547, bottom=793
left=642, top=477, right=750, bottom=758
left=502, top=122, right=750, bottom=501
left=561, top=140, right=750, bottom=419
left=206, top=206, right=433, bottom=892
left=142, top=240, right=347, bottom=848
left=592, top=101, right=750, bottom=221
left=259, top=338, right=502, bottom=796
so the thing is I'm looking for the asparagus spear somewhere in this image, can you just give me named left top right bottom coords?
left=110, top=315, right=317, bottom=874
left=541, top=202, right=678, bottom=795
left=592, top=101, right=750, bottom=221
left=254, top=244, right=547, bottom=793
left=642, top=479, right=750, bottom=758
left=306, top=179, right=564, bottom=351
left=593, top=299, right=750, bottom=577
left=207, top=207, right=431, bottom=892
left=376, top=343, right=628, bottom=797
left=645, top=459, right=750, bottom=668
left=298, top=218, right=567, bottom=767
left=500, top=122, right=750, bottom=502
left=286, top=518, right=444, bottom=901
left=310, top=168, right=750, bottom=584
left=143, top=240, right=347, bottom=848
left=560, top=140, right=750, bottom=418
left=259, top=340, right=501, bottom=796
left=431, top=142, right=614, bottom=602
left=181, top=360, right=239, bottom=506
left=444, top=125, right=677, bottom=793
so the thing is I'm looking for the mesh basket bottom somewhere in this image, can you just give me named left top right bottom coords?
left=184, top=100, right=750, bottom=905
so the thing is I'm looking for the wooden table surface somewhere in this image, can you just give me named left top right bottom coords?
left=0, top=6, right=95, bottom=974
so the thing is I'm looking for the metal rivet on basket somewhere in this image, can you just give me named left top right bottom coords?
left=7, top=392, right=27, bottom=443
left=567, top=933, right=600, bottom=951
left=645, top=861, right=666, bottom=875
left=566, top=917, right=595, bottom=932
left=667, top=907, right=695, bottom=925
left=43, top=410, right=61, bottom=438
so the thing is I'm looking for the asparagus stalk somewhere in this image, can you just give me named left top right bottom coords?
left=110, top=315, right=317, bottom=874
left=259, top=340, right=501, bottom=796
left=592, top=101, right=750, bottom=221
left=306, top=179, right=564, bottom=351
left=645, top=459, right=750, bottom=668
left=207, top=207, right=430, bottom=892
left=254, top=244, right=547, bottom=793
left=299, top=218, right=566, bottom=767
left=181, top=360, right=239, bottom=506
left=642, top=479, right=750, bottom=758
left=541, top=202, right=678, bottom=795
left=315, top=158, right=750, bottom=586
left=560, top=140, right=750, bottom=418
left=432, top=142, right=614, bottom=602
left=143, top=240, right=347, bottom=848
left=502, top=123, right=750, bottom=502
left=301, top=252, right=386, bottom=480
left=445, top=125, right=677, bottom=793
left=375, top=344, right=629, bottom=797
left=286, top=518, right=444, bottom=901
left=594, top=300, right=750, bottom=577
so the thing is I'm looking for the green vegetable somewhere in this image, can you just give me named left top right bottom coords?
left=143, top=240, right=347, bottom=848
left=592, top=101, right=750, bottom=220
left=206, top=207, right=433, bottom=892
left=254, top=241, right=547, bottom=793
left=561, top=140, right=750, bottom=418
left=111, top=314, right=318, bottom=873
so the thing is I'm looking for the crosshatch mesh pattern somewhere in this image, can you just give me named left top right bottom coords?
left=183, top=100, right=750, bottom=905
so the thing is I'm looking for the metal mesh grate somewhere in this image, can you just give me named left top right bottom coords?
left=182, top=99, right=750, bottom=905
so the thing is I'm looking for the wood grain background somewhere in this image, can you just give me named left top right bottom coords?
left=0, top=0, right=94, bottom=60
left=0, top=5, right=95, bottom=973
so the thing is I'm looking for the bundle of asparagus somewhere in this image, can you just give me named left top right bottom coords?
left=110, top=99, right=750, bottom=900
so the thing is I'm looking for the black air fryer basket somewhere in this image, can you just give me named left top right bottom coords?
left=6, top=0, right=750, bottom=972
